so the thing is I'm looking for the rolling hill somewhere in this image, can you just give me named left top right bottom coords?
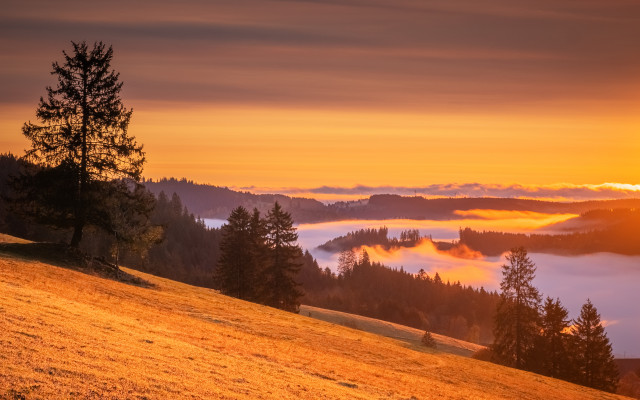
left=141, top=176, right=640, bottom=222
left=0, top=238, right=630, bottom=399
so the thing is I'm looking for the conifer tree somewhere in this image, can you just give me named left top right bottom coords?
left=493, top=247, right=541, bottom=369
left=21, top=41, right=144, bottom=247
left=337, top=249, right=357, bottom=277
left=262, top=202, right=303, bottom=312
left=215, top=206, right=255, bottom=300
left=570, top=299, right=618, bottom=392
left=538, top=297, right=571, bottom=379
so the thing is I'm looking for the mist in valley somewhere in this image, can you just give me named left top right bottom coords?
left=207, top=213, right=640, bottom=357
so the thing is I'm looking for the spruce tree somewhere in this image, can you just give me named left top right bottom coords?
left=570, top=299, right=618, bottom=392
left=538, top=297, right=571, bottom=379
left=262, top=202, right=303, bottom=312
left=337, top=249, right=357, bottom=277
left=21, top=41, right=144, bottom=247
left=215, top=206, right=255, bottom=300
left=492, top=247, right=541, bottom=369
left=248, top=207, right=269, bottom=302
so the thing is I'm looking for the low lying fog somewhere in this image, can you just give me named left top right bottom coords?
left=205, top=215, right=640, bottom=357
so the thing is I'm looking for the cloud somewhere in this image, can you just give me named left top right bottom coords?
left=2, top=0, right=640, bottom=110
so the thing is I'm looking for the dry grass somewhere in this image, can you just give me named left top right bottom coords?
left=0, top=244, right=631, bottom=399
left=0, top=233, right=31, bottom=244
left=300, top=305, right=484, bottom=357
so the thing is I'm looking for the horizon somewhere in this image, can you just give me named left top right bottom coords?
left=144, top=177, right=640, bottom=203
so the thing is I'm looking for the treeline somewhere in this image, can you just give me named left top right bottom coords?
left=144, top=178, right=335, bottom=222
left=486, top=247, right=618, bottom=392
left=215, top=203, right=302, bottom=312
left=459, top=210, right=640, bottom=256
left=317, top=227, right=425, bottom=253
left=328, top=194, right=640, bottom=220
left=142, top=179, right=640, bottom=223
left=0, top=153, right=222, bottom=287
left=298, top=249, right=499, bottom=344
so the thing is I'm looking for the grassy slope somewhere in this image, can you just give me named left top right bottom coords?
left=299, top=305, right=484, bottom=357
left=0, top=250, right=630, bottom=400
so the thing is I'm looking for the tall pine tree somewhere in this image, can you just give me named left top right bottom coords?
left=215, top=206, right=256, bottom=300
left=570, top=299, right=618, bottom=392
left=21, top=41, right=144, bottom=247
left=538, top=297, right=572, bottom=379
left=262, top=202, right=303, bottom=312
left=493, top=247, right=541, bottom=369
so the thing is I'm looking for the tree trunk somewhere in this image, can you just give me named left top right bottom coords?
left=70, top=221, right=83, bottom=247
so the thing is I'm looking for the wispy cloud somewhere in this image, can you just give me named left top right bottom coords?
left=239, top=183, right=640, bottom=203
left=2, top=0, right=640, bottom=110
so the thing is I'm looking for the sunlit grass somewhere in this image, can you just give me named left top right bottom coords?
left=0, top=247, right=630, bottom=399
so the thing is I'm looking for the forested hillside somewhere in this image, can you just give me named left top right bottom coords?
left=298, top=250, right=499, bottom=345
left=458, top=209, right=640, bottom=256
left=142, top=178, right=640, bottom=222
left=143, top=178, right=334, bottom=222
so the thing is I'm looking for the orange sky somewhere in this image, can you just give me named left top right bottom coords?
left=2, top=0, right=640, bottom=191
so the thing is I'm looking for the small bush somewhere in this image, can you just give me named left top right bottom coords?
left=421, top=331, right=436, bottom=348
left=471, top=348, right=494, bottom=362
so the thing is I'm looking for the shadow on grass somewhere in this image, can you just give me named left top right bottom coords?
left=0, top=242, right=154, bottom=288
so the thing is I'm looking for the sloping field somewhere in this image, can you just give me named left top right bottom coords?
left=0, top=245, right=630, bottom=399
left=300, top=305, right=483, bottom=357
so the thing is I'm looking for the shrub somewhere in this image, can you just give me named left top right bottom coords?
left=422, top=331, right=437, bottom=348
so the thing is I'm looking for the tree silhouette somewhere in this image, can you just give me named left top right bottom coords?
left=95, top=180, right=158, bottom=272
left=337, top=249, right=357, bottom=277
left=262, top=202, right=303, bottom=312
left=215, top=206, right=256, bottom=300
left=22, top=41, right=144, bottom=247
left=570, top=299, right=618, bottom=392
left=421, top=331, right=437, bottom=348
left=493, top=247, right=541, bottom=369
left=538, top=297, right=571, bottom=379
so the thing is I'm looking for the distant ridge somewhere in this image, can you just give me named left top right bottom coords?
left=143, top=178, right=335, bottom=222
left=143, top=178, right=640, bottom=223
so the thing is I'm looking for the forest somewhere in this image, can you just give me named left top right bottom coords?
left=458, top=208, right=640, bottom=256
left=140, top=179, right=640, bottom=223
left=317, top=227, right=427, bottom=253
left=298, top=249, right=499, bottom=344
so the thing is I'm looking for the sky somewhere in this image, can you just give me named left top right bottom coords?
left=2, top=0, right=640, bottom=193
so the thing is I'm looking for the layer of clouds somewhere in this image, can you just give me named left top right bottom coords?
left=241, top=183, right=640, bottom=202
left=2, top=0, right=640, bottom=111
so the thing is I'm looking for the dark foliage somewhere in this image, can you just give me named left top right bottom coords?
left=458, top=210, right=640, bottom=256
left=492, top=247, right=541, bottom=369
left=21, top=41, right=144, bottom=247
left=484, top=248, right=620, bottom=392
left=535, top=297, right=572, bottom=379
left=422, top=331, right=437, bottom=348
left=299, top=251, right=499, bottom=344
left=328, top=194, right=640, bottom=221
left=570, top=299, right=619, bottom=392
left=317, top=227, right=427, bottom=253
left=143, top=178, right=334, bottom=222
left=143, top=179, right=640, bottom=225
left=134, top=192, right=222, bottom=287
left=215, top=206, right=261, bottom=301
left=214, top=203, right=303, bottom=312
left=261, top=202, right=304, bottom=312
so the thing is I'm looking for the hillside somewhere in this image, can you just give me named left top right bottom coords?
left=140, top=176, right=640, bottom=222
left=0, top=242, right=630, bottom=399
left=143, top=178, right=334, bottom=222
left=300, top=305, right=484, bottom=357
